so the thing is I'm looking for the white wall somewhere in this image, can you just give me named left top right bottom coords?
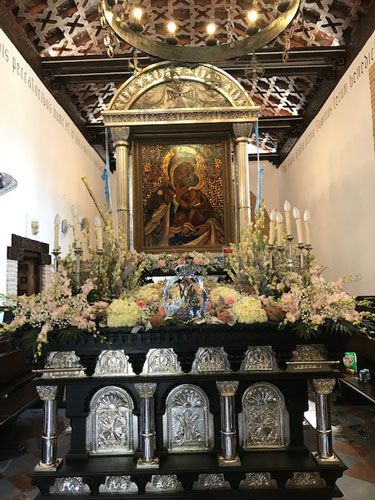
left=278, top=32, right=375, bottom=295
left=0, top=29, right=109, bottom=294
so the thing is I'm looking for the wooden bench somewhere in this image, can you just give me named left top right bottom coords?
left=0, top=335, right=39, bottom=459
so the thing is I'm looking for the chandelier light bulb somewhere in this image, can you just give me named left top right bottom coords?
left=206, top=23, right=216, bottom=36
left=247, top=9, right=258, bottom=24
left=167, top=21, right=177, bottom=34
left=132, top=7, right=143, bottom=21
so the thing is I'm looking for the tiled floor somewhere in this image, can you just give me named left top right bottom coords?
left=0, top=399, right=374, bottom=499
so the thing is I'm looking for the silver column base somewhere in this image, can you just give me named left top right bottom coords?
left=34, top=457, right=62, bottom=472
left=218, top=454, right=241, bottom=467
left=137, top=457, right=160, bottom=469
left=312, top=451, right=340, bottom=465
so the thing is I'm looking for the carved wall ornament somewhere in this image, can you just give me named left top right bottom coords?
left=163, top=384, right=214, bottom=453
left=42, top=351, right=86, bottom=378
left=145, top=475, right=183, bottom=493
left=286, top=472, right=326, bottom=488
left=239, top=472, right=277, bottom=490
left=94, top=350, right=134, bottom=377
left=313, top=378, right=336, bottom=395
left=49, top=477, right=90, bottom=495
left=86, top=386, right=138, bottom=455
left=191, top=347, right=231, bottom=374
left=239, top=383, right=288, bottom=449
left=107, top=63, right=254, bottom=112
left=111, top=126, right=130, bottom=145
left=142, top=348, right=182, bottom=376
left=240, top=346, right=277, bottom=371
left=36, top=385, right=58, bottom=401
left=291, top=344, right=326, bottom=369
left=192, top=473, right=231, bottom=490
left=99, top=476, right=138, bottom=494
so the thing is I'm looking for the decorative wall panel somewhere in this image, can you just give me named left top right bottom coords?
left=163, top=384, right=214, bottom=453
left=240, top=346, right=276, bottom=371
left=142, top=348, right=182, bottom=375
left=239, top=383, right=288, bottom=449
left=192, top=473, right=231, bottom=490
left=49, top=477, right=90, bottom=495
left=99, top=476, right=138, bottom=494
left=43, top=351, right=85, bottom=378
left=191, top=347, right=231, bottom=373
left=94, top=350, right=134, bottom=376
left=86, top=386, right=137, bottom=455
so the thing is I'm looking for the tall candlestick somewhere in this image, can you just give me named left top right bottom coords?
left=293, top=207, right=304, bottom=245
left=276, top=212, right=284, bottom=248
left=71, top=205, right=82, bottom=250
left=269, top=209, right=276, bottom=245
left=304, top=209, right=311, bottom=246
left=53, top=214, right=61, bottom=252
left=284, top=200, right=292, bottom=236
left=94, top=216, right=103, bottom=252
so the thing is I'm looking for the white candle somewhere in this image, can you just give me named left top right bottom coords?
left=293, top=207, right=304, bottom=244
left=94, top=216, right=103, bottom=252
left=276, top=211, right=284, bottom=247
left=53, top=214, right=61, bottom=251
left=284, top=200, right=292, bottom=236
left=269, top=209, right=276, bottom=245
left=304, top=209, right=311, bottom=245
left=71, top=205, right=82, bottom=250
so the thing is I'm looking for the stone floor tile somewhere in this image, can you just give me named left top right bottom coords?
left=336, top=474, right=375, bottom=500
left=8, top=473, right=34, bottom=492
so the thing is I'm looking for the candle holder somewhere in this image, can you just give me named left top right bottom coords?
left=74, top=246, right=83, bottom=289
left=267, top=244, right=275, bottom=271
left=305, top=244, right=313, bottom=271
left=52, top=249, right=61, bottom=273
left=286, top=235, right=294, bottom=270
left=298, top=244, right=305, bottom=271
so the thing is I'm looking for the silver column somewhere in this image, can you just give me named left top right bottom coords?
left=216, top=381, right=241, bottom=466
left=312, top=379, right=340, bottom=464
left=35, top=385, right=62, bottom=471
left=135, top=383, right=159, bottom=469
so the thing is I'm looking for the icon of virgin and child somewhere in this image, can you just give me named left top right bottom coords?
left=143, top=147, right=224, bottom=248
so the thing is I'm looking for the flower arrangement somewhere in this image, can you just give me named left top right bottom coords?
left=0, top=269, right=108, bottom=357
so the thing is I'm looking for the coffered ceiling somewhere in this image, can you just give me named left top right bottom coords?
left=2, top=0, right=374, bottom=164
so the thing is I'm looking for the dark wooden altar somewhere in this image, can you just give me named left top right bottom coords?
left=30, top=324, right=347, bottom=498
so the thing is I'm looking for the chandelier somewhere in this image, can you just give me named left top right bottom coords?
left=100, top=0, right=301, bottom=63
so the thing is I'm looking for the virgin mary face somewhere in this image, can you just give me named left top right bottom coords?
left=172, top=161, right=196, bottom=189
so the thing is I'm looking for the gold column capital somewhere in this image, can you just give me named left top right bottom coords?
left=233, top=123, right=253, bottom=142
left=111, top=125, right=130, bottom=146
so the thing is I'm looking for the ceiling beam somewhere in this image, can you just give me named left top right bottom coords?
left=41, top=46, right=346, bottom=83
left=278, top=4, right=375, bottom=165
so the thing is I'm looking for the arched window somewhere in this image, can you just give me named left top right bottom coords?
left=163, top=384, right=213, bottom=453
left=86, top=386, right=137, bottom=455
left=239, top=383, right=288, bottom=449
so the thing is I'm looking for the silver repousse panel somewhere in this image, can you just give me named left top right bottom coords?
left=49, top=477, right=90, bottom=495
left=239, top=472, right=277, bottom=489
left=286, top=472, right=326, bottom=488
left=94, top=350, right=134, bottom=377
left=99, top=476, right=138, bottom=494
left=145, top=475, right=183, bottom=493
left=239, top=383, right=288, bottom=449
left=86, top=386, right=138, bottom=455
left=291, top=344, right=326, bottom=369
left=191, top=347, right=231, bottom=373
left=163, top=384, right=214, bottom=453
left=42, top=351, right=86, bottom=378
left=142, top=348, right=182, bottom=376
left=192, top=474, right=231, bottom=490
left=240, top=346, right=276, bottom=371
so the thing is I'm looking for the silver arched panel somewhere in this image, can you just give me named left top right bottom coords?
left=86, top=386, right=138, bottom=455
left=163, top=384, right=214, bottom=453
left=239, top=383, right=289, bottom=449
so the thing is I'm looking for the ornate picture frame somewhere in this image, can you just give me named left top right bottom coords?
left=133, top=133, right=234, bottom=253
